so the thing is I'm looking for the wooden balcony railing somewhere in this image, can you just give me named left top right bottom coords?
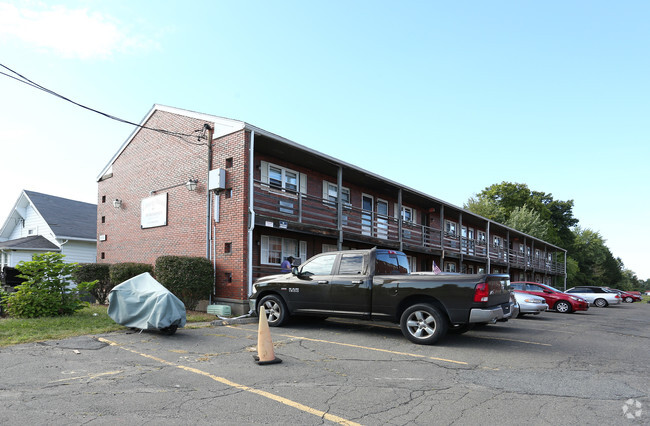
left=253, top=181, right=565, bottom=274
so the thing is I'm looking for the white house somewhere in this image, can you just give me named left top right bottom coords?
left=0, top=190, right=97, bottom=268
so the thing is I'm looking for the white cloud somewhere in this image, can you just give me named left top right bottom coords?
left=0, top=2, right=157, bottom=59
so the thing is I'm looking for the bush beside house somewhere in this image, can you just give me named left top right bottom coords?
left=155, top=256, right=213, bottom=310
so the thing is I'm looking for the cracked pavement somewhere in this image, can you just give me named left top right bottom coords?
left=1, top=303, right=648, bottom=425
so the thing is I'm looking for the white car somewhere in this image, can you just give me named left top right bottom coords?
left=565, top=286, right=622, bottom=307
left=513, top=291, right=549, bottom=317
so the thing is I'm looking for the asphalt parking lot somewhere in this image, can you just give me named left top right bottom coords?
left=1, top=302, right=648, bottom=425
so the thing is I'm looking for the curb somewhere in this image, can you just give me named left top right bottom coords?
left=210, top=316, right=259, bottom=326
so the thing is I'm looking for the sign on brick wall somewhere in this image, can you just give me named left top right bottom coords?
left=141, top=193, right=168, bottom=228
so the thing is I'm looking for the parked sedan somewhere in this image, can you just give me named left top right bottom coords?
left=565, top=286, right=621, bottom=307
left=513, top=291, right=548, bottom=317
left=606, top=288, right=642, bottom=303
left=511, top=281, right=589, bottom=313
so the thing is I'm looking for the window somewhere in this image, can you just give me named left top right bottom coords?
left=407, top=255, right=417, bottom=272
left=445, top=220, right=457, bottom=236
left=322, top=244, right=351, bottom=252
left=444, top=262, right=456, bottom=273
left=493, top=236, right=502, bottom=247
left=401, top=206, right=414, bottom=223
left=224, top=242, right=232, bottom=254
left=338, top=254, right=364, bottom=275
left=225, top=157, right=233, bottom=168
left=323, top=182, right=351, bottom=208
left=301, top=254, right=337, bottom=275
left=375, top=251, right=410, bottom=275
left=261, top=236, right=307, bottom=265
left=478, top=231, right=486, bottom=244
left=260, top=161, right=304, bottom=193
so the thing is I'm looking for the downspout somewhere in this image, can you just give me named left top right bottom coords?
left=205, top=124, right=214, bottom=259
left=486, top=221, right=491, bottom=273
left=337, top=166, right=343, bottom=250
left=247, top=131, right=255, bottom=296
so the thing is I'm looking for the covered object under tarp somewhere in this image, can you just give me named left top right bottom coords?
left=108, top=272, right=186, bottom=331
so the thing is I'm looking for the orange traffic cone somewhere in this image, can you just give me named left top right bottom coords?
left=254, top=305, right=282, bottom=365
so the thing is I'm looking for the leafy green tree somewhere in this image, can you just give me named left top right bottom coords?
left=465, top=181, right=578, bottom=249
left=504, top=205, right=549, bottom=240
left=1, top=252, right=95, bottom=318
left=569, top=227, right=622, bottom=287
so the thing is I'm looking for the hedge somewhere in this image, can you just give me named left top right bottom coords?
left=72, top=263, right=113, bottom=304
left=155, top=256, right=213, bottom=310
left=109, top=262, right=154, bottom=286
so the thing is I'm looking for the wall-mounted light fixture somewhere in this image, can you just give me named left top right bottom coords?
left=150, top=178, right=199, bottom=195
left=113, top=199, right=122, bottom=209
left=185, top=178, right=198, bottom=191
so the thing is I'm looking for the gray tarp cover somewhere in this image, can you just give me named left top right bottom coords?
left=108, top=272, right=186, bottom=330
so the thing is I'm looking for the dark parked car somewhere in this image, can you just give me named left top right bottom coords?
left=511, top=281, right=589, bottom=313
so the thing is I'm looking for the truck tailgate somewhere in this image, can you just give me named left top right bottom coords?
left=486, top=275, right=512, bottom=305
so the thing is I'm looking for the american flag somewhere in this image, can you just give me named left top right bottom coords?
left=432, top=261, right=442, bottom=274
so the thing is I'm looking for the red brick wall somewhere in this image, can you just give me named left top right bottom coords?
left=97, top=110, right=212, bottom=265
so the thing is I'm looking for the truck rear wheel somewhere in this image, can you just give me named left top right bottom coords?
left=400, top=303, right=448, bottom=345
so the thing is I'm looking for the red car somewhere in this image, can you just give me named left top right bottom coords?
left=511, top=281, right=589, bottom=313
left=607, top=288, right=643, bottom=303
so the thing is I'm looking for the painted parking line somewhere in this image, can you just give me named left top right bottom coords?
left=227, top=325, right=469, bottom=365
left=97, top=338, right=360, bottom=426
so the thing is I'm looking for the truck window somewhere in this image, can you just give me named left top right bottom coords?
left=300, top=253, right=337, bottom=276
left=375, top=251, right=410, bottom=275
left=338, top=254, right=364, bottom=275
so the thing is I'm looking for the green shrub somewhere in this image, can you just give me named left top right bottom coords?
left=2, top=252, right=93, bottom=318
left=109, top=262, right=154, bottom=285
left=72, top=263, right=113, bottom=304
left=155, top=256, right=213, bottom=310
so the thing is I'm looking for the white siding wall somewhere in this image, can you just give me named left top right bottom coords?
left=10, top=251, right=34, bottom=267
left=60, top=241, right=97, bottom=264
left=8, top=203, right=57, bottom=245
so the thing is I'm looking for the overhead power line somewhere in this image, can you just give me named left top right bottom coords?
left=0, top=63, right=209, bottom=146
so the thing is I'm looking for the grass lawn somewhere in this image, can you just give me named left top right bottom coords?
left=0, top=304, right=216, bottom=347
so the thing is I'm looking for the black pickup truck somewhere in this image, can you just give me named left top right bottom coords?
left=250, top=248, right=516, bottom=345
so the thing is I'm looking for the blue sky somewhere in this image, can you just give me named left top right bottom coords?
left=1, top=1, right=648, bottom=280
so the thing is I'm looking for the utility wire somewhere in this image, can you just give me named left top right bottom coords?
left=0, top=63, right=209, bottom=146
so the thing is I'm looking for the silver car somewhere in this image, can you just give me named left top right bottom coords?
left=513, top=291, right=548, bottom=317
left=565, top=286, right=622, bottom=307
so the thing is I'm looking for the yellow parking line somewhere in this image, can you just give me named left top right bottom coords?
left=225, top=326, right=468, bottom=365
left=97, top=338, right=360, bottom=426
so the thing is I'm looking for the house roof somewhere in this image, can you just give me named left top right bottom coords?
left=23, top=191, right=97, bottom=240
left=0, top=235, right=61, bottom=251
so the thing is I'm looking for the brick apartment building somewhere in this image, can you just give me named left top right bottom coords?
left=97, top=105, right=567, bottom=314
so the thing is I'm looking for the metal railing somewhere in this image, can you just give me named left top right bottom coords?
left=253, top=181, right=565, bottom=274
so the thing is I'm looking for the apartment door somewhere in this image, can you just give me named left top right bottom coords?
left=467, top=227, right=475, bottom=255
left=362, top=195, right=373, bottom=236
left=376, top=199, right=388, bottom=239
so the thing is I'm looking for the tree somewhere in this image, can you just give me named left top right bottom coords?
left=1, top=252, right=94, bottom=318
left=464, top=181, right=577, bottom=248
left=569, top=227, right=622, bottom=288
left=504, top=205, right=549, bottom=241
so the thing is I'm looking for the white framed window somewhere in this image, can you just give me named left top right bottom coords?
left=407, top=255, right=417, bottom=272
left=444, top=261, right=456, bottom=273
left=493, top=236, right=502, bottom=247
left=322, top=181, right=351, bottom=208
left=321, top=244, right=351, bottom=252
left=477, top=231, right=486, bottom=244
left=260, top=161, right=306, bottom=194
left=261, top=236, right=307, bottom=265
left=444, top=220, right=457, bottom=236
left=401, top=206, right=414, bottom=223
